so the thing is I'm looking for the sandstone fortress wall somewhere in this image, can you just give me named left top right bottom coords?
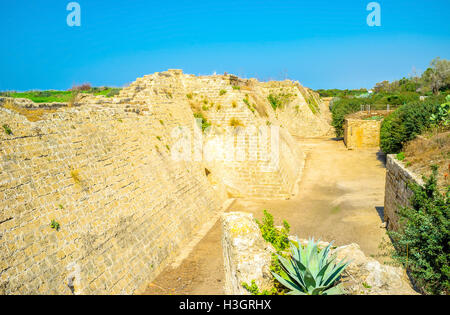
left=0, top=70, right=331, bottom=294
left=384, top=155, right=423, bottom=231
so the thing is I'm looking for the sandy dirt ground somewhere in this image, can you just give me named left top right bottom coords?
left=144, top=137, right=390, bottom=295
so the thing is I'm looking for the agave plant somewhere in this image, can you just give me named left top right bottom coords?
left=272, top=238, right=350, bottom=295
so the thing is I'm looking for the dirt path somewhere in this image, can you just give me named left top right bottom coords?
left=144, top=137, right=390, bottom=295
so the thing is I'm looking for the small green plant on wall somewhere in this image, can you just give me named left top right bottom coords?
left=2, top=124, right=12, bottom=135
left=50, top=220, right=61, bottom=231
left=250, top=210, right=291, bottom=295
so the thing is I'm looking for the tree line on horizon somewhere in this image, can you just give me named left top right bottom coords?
left=317, top=57, right=450, bottom=98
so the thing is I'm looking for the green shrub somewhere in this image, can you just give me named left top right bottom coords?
left=219, top=89, right=227, bottom=96
left=194, top=113, right=211, bottom=132
left=331, top=98, right=364, bottom=137
left=267, top=93, right=294, bottom=110
left=256, top=210, right=290, bottom=252
left=106, top=88, right=121, bottom=98
left=396, top=152, right=406, bottom=161
left=380, top=96, right=444, bottom=154
left=430, top=95, right=450, bottom=127
left=255, top=210, right=291, bottom=295
left=241, top=280, right=275, bottom=295
left=316, top=88, right=368, bottom=98
left=388, top=166, right=449, bottom=295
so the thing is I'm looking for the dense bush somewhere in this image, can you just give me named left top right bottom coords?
left=316, top=88, right=368, bottom=98
left=331, top=98, right=364, bottom=137
left=388, top=166, right=449, bottom=295
left=380, top=96, right=445, bottom=153
left=430, top=95, right=450, bottom=127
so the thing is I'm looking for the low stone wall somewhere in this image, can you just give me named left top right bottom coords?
left=384, top=155, right=423, bottom=231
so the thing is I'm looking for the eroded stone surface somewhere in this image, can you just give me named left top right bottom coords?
left=222, top=212, right=274, bottom=295
left=333, top=243, right=417, bottom=295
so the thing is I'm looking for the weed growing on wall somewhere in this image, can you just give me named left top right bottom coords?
left=267, top=93, right=294, bottom=110
left=229, top=118, right=243, bottom=127
left=2, top=124, right=12, bottom=135
left=396, top=152, right=406, bottom=161
left=241, top=280, right=275, bottom=295
left=194, top=113, right=211, bottom=132
left=242, top=210, right=291, bottom=295
left=50, top=220, right=61, bottom=231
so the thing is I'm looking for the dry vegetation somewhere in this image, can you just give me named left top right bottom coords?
left=402, top=129, right=450, bottom=188
left=3, top=99, right=57, bottom=122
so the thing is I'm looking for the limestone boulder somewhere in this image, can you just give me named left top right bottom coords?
left=222, top=212, right=275, bottom=295
left=332, top=243, right=418, bottom=295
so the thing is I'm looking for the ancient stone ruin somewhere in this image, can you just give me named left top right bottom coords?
left=0, top=70, right=332, bottom=294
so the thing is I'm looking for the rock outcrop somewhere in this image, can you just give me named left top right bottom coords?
left=222, top=212, right=417, bottom=295
left=222, top=212, right=274, bottom=295
left=333, top=243, right=417, bottom=295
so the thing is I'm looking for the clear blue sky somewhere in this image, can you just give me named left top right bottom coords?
left=1, top=0, right=449, bottom=91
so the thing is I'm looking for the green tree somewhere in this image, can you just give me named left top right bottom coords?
left=422, top=57, right=450, bottom=94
